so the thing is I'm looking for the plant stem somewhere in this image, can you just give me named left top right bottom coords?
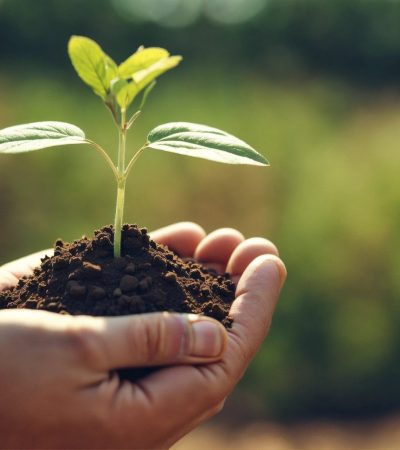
left=113, top=109, right=127, bottom=257
left=124, top=144, right=147, bottom=178
left=113, top=177, right=126, bottom=257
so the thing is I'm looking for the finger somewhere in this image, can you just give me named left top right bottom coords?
left=149, top=222, right=206, bottom=257
left=0, top=249, right=53, bottom=279
left=194, top=228, right=244, bottom=268
left=226, top=237, right=279, bottom=276
left=226, top=254, right=287, bottom=369
left=72, top=312, right=227, bottom=371
left=0, top=269, right=19, bottom=291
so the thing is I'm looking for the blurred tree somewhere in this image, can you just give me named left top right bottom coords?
left=0, top=0, right=399, bottom=83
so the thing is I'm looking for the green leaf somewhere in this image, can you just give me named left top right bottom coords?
left=110, top=77, right=128, bottom=97
left=68, top=35, right=117, bottom=100
left=147, top=122, right=268, bottom=166
left=118, top=47, right=170, bottom=78
left=0, top=122, right=86, bottom=154
left=116, top=54, right=182, bottom=109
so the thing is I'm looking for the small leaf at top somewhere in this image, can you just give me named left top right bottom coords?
left=147, top=122, right=268, bottom=166
left=68, top=36, right=117, bottom=100
left=0, top=121, right=86, bottom=154
left=116, top=54, right=182, bottom=109
left=118, top=47, right=170, bottom=78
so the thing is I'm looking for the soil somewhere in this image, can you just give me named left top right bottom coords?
left=0, top=224, right=235, bottom=379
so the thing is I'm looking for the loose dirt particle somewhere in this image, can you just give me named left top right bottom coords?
left=66, top=281, right=86, bottom=298
left=88, top=286, right=106, bottom=300
left=82, top=262, right=102, bottom=279
left=124, top=263, right=136, bottom=274
left=120, top=275, right=139, bottom=293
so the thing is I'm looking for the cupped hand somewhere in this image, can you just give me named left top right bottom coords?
left=0, top=223, right=286, bottom=449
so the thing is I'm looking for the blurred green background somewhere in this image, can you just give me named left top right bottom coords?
left=1, top=0, right=399, bottom=424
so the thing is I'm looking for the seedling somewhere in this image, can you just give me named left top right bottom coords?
left=0, top=36, right=268, bottom=257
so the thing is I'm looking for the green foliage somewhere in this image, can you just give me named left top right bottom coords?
left=68, top=36, right=117, bottom=101
left=0, top=36, right=266, bottom=258
left=68, top=36, right=182, bottom=112
left=115, top=47, right=182, bottom=110
left=0, top=122, right=86, bottom=153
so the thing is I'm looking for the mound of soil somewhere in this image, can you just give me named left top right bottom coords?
left=0, top=224, right=235, bottom=379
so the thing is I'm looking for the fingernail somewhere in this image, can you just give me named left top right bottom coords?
left=187, top=315, right=226, bottom=358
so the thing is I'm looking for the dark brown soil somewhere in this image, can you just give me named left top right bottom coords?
left=0, top=224, right=235, bottom=379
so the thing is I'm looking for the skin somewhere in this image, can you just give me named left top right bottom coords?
left=0, top=222, right=286, bottom=449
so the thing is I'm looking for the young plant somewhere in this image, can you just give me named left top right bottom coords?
left=0, top=36, right=268, bottom=258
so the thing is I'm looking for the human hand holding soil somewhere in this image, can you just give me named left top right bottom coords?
left=0, top=222, right=286, bottom=449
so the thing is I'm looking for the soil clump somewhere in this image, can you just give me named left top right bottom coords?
left=0, top=224, right=235, bottom=379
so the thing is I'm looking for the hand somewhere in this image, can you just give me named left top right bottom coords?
left=0, top=223, right=286, bottom=449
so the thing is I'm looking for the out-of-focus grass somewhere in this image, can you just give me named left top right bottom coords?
left=173, top=416, right=400, bottom=450
left=0, top=68, right=399, bottom=419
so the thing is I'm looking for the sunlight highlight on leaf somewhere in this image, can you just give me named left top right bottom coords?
left=118, top=47, right=170, bottom=78
left=116, top=53, right=182, bottom=109
left=147, top=122, right=268, bottom=166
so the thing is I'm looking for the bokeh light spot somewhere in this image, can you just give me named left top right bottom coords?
left=112, top=0, right=203, bottom=28
left=205, top=0, right=268, bottom=25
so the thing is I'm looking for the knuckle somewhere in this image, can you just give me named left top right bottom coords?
left=130, top=314, right=166, bottom=364
left=64, top=322, right=102, bottom=364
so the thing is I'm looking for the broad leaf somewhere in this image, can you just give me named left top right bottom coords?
left=0, top=122, right=86, bottom=154
left=116, top=55, right=182, bottom=109
left=68, top=36, right=117, bottom=100
left=147, top=122, right=268, bottom=166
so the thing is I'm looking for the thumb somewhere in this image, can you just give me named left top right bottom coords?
left=224, top=254, right=287, bottom=373
left=76, top=312, right=228, bottom=371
